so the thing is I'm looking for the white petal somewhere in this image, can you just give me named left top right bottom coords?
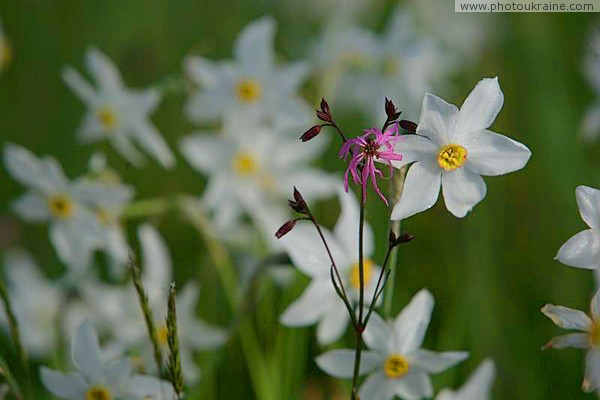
left=315, top=349, right=382, bottom=379
left=555, top=229, right=600, bottom=269
left=234, top=17, right=276, bottom=73
left=76, top=110, right=105, bottom=143
left=393, top=370, right=434, bottom=400
left=541, top=304, right=592, bottom=331
left=280, top=279, right=333, bottom=326
left=462, top=130, right=531, bottom=176
left=109, top=134, right=146, bottom=168
left=543, top=333, right=590, bottom=350
left=592, top=289, right=600, bottom=321
left=391, top=161, right=441, bottom=221
left=455, top=77, right=504, bottom=137
left=584, top=350, right=600, bottom=392
left=12, top=192, right=50, bottom=221
left=436, top=359, right=496, bottom=400
left=279, top=170, right=337, bottom=202
left=62, top=66, right=96, bottom=103
left=3, top=143, right=61, bottom=193
left=363, top=312, right=394, bottom=354
left=416, top=93, right=459, bottom=147
left=359, top=371, right=395, bottom=400
left=441, top=168, right=487, bottom=218
left=316, top=301, right=351, bottom=345
left=410, top=349, right=469, bottom=373
left=40, top=367, right=87, bottom=398
left=139, top=224, right=172, bottom=305
left=49, top=220, right=97, bottom=272
left=71, top=320, right=103, bottom=379
left=104, top=358, right=132, bottom=386
left=184, top=92, right=227, bottom=125
left=186, top=319, right=228, bottom=350
left=577, top=186, right=600, bottom=230
left=581, top=104, right=600, bottom=142
left=334, top=186, right=374, bottom=258
left=132, top=120, right=176, bottom=169
left=179, top=134, right=231, bottom=174
left=279, top=224, right=348, bottom=277
left=127, top=375, right=175, bottom=398
left=85, top=47, right=123, bottom=92
left=390, top=134, right=438, bottom=170
left=185, top=56, right=223, bottom=87
left=393, top=289, right=434, bottom=354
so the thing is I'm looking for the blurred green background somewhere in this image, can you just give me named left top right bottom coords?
left=1, top=1, right=599, bottom=399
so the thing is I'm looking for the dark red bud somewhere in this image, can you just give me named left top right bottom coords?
left=398, top=233, right=415, bottom=243
left=320, top=98, right=331, bottom=114
left=385, top=98, right=397, bottom=118
left=275, top=220, right=297, bottom=239
left=399, top=120, right=417, bottom=133
left=300, top=125, right=322, bottom=142
left=316, top=110, right=332, bottom=122
left=288, top=187, right=308, bottom=214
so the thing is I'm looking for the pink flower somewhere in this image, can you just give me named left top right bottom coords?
left=339, top=123, right=403, bottom=205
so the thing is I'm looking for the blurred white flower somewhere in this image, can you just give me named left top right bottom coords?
left=436, top=359, right=496, bottom=400
left=62, top=47, right=175, bottom=169
left=76, top=224, right=227, bottom=384
left=391, top=77, right=531, bottom=220
left=40, top=321, right=173, bottom=400
left=339, top=7, right=455, bottom=120
left=583, top=26, right=600, bottom=143
left=179, top=115, right=335, bottom=246
left=279, top=187, right=381, bottom=345
left=184, top=17, right=312, bottom=129
left=3, top=143, right=102, bottom=269
left=555, top=186, right=600, bottom=270
left=541, top=289, right=600, bottom=392
left=0, top=250, right=63, bottom=358
left=316, top=290, right=468, bottom=399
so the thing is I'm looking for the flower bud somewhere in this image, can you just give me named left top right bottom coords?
left=275, top=220, right=297, bottom=239
left=399, top=120, right=417, bottom=133
left=385, top=97, right=397, bottom=119
left=320, top=98, right=331, bottom=115
left=300, top=125, right=322, bottom=142
left=288, top=187, right=308, bottom=214
left=316, top=110, right=331, bottom=122
left=389, top=231, right=415, bottom=248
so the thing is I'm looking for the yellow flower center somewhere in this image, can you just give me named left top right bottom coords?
left=235, top=79, right=262, bottom=103
left=96, top=106, right=119, bottom=132
left=591, top=320, right=600, bottom=348
left=85, top=385, right=112, bottom=400
left=437, top=144, right=468, bottom=171
left=48, top=195, right=74, bottom=219
left=232, top=152, right=259, bottom=176
left=157, top=324, right=169, bottom=346
left=0, top=38, right=12, bottom=70
left=383, top=354, right=410, bottom=379
left=350, top=259, right=374, bottom=289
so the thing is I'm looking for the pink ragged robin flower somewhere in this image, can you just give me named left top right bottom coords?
left=339, top=123, right=403, bottom=205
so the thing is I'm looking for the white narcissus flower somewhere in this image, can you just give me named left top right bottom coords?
left=184, top=17, right=312, bottom=129
left=317, top=290, right=468, bottom=399
left=3, top=143, right=102, bottom=270
left=75, top=224, right=227, bottom=384
left=391, top=77, right=531, bottom=220
left=555, top=186, right=600, bottom=270
left=541, top=289, right=600, bottom=392
left=179, top=115, right=335, bottom=246
left=436, top=359, right=496, bottom=400
left=582, top=27, right=600, bottom=142
left=0, top=250, right=63, bottom=358
left=279, top=187, right=382, bottom=345
left=40, top=321, right=174, bottom=400
left=62, top=47, right=175, bottom=169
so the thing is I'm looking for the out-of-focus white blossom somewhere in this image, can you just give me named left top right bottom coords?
left=542, top=289, right=600, bottom=392
left=0, top=250, right=63, bottom=358
left=317, top=290, right=468, bottom=399
left=279, top=187, right=381, bottom=345
left=391, top=78, right=531, bottom=220
left=40, top=321, right=173, bottom=400
left=62, top=47, right=175, bottom=169
left=436, top=359, right=496, bottom=400
left=582, top=27, right=600, bottom=143
left=184, top=17, right=312, bottom=129
left=179, top=114, right=335, bottom=246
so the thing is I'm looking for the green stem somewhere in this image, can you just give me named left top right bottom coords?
left=122, top=197, right=173, bottom=219
left=351, top=187, right=366, bottom=400
left=383, top=166, right=407, bottom=318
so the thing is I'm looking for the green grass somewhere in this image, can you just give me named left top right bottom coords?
left=0, top=1, right=599, bottom=398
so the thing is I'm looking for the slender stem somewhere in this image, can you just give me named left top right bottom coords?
left=350, top=187, right=366, bottom=400
left=383, top=166, right=407, bottom=318
left=363, top=246, right=394, bottom=326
